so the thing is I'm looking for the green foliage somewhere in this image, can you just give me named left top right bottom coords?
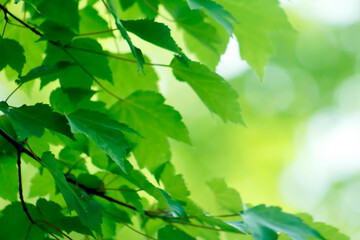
left=219, top=0, right=294, bottom=79
left=242, top=205, right=324, bottom=240
left=0, top=35, right=25, bottom=73
left=0, top=102, right=74, bottom=141
left=171, top=57, right=244, bottom=124
left=66, top=109, right=138, bottom=171
left=0, top=0, right=348, bottom=239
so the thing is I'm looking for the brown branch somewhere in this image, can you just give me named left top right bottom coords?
left=0, top=4, right=44, bottom=38
left=1, top=128, right=246, bottom=236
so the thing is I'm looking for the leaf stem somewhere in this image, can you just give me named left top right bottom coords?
left=2, top=15, right=8, bottom=37
left=171, top=221, right=245, bottom=234
left=77, top=28, right=117, bottom=37
left=104, top=210, right=157, bottom=240
left=5, top=82, right=23, bottom=102
left=65, top=45, right=171, bottom=68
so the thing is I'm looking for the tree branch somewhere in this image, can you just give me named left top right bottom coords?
left=17, top=150, right=34, bottom=224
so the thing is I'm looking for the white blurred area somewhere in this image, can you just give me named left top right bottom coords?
left=216, top=36, right=249, bottom=79
left=281, top=0, right=360, bottom=26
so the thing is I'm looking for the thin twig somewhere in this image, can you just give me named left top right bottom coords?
left=17, top=150, right=34, bottom=224
left=105, top=211, right=157, bottom=240
left=39, top=220, right=73, bottom=240
left=61, top=47, right=124, bottom=102
left=0, top=4, right=44, bottom=38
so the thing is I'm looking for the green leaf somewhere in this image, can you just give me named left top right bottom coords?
left=41, top=152, right=103, bottom=233
left=59, top=147, right=88, bottom=172
left=160, top=162, right=190, bottom=201
left=107, top=0, right=145, bottom=73
left=207, top=178, right=243, bottom=212
left=158, top=225, right=195, bottom=240
left=30, top=168, right=55, bottom=198
left=0, top=36, right=26, bottom=73
left=0, top=116, right=17, bottom=155
left=186, top=0, right=236, bottom=35
left=0, top=202, right=45, bottom=240
left=159, top=189, right=188, bottom=219
left=122, top=19, right=183, bottom=55
left=109, top=161, right=169, bottom=208
left=219, top=0, right=294, bottom=79
left=295, top=213, right=350, bottom=240
left=98, top=54, right=159, bottom=104
left=79, top=6, right=113, bottom=39
left=0, top=155, right=18, bottom=201
left=110, top=91, right=190, bottom=170
left=17, top=61, right=74, bottom=84
left=119, top=185, right=143, bottom=211
left=119, top=0, right=136, bottom=11
left=42, top=38, right=112, bottom=89
left=164, top=1, right=228, bottom=70
left=33, top=0, right=80, bottom=31
left=66, top=109, right=138, bottom=171
left=171, top=57, right=244, bottom=124
left=183, top=18, right=228, bottom=70
left=137, top=0, right=159, bottom=19
left=38, top=21, right=76, bottom=45
left=242, top=205, right=324, bottom=240
left=113, top=91, right=190, bottom=143
left=0, top=102, right=74, bottom=141
left=105, top=204, right=132, bottom=224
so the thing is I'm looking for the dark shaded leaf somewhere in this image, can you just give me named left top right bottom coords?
left=0, top=102, right=74, bottom=141
left=0, top=36, right=26, bottom=73
left=187, top=0, right=236, bottom=35
left=66, top=109, right=138, bottom=171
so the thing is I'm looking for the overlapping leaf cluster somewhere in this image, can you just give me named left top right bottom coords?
left=0, top=0, right=349, bottom=239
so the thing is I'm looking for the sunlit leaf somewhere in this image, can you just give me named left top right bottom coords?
left=171, top=57, right=244, bottom=124
left=207, top=178, right=243, bottom=212
left=242, top=205, right=324, bottom=240
left=219, top=0, right=294, bottom=79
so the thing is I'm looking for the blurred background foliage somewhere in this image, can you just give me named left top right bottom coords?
left=164, top=0, right=360, bottom=238
left=1, top=0, right=360, bottom=238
